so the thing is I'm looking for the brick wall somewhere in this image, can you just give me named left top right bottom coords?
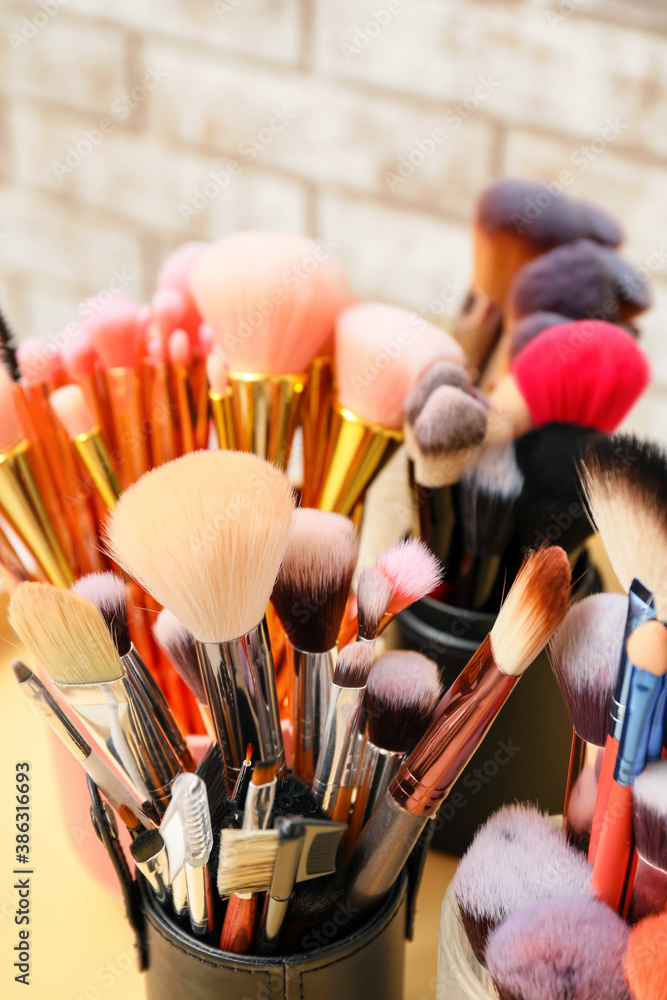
left=2, top=0, right=667, bottom=438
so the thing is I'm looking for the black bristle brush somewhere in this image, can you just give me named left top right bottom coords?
left=0, top=306, right=20, bottom=382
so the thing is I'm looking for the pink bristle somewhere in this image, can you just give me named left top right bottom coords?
left=49, top=384, right=96, bottom=438
left=157, top=244, right=207, bottom=341
left=152, top=288, right=186, bottom=342
left=168, top=330, right=192, bottom=367
left=335, top=303, right=464, bottom=428
left=0, top=364, right=24, bottom=452
left=566, top=762, right=600, bottom=837
left=198, top=322, right=215, bottom=356
left=146, top=335, right=166, bottom=365
left=89, top=299, right=141, bottom=370
left=61, top=328, right=97, bottom=379
left=189, top=231, right=356, bottom=374
left=378, top=538, right=442, bottom=615
left=356, top=567, right=393, bottom=641
left=206, top=352, right=228, bottom=395
left=17, top=337, right=62, bottom=385
left=485, top=897, right=630, bottom=1000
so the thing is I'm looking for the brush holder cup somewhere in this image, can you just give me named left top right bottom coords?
left=437, top=883, right=498, bottom=1000
left=395, top=550, right=600, bottom=855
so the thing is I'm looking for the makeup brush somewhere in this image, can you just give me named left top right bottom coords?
left=354, top=567, right=393, bottom=645
left=454, top=443, right=524, bottom=610
left=206, top=352, right=234, bottom=450
left=189, top=231, right=354, bottom=470
left=153, top=609, right=214, bottom=738
left=404, top=385, right=488, bottom=489
left=0, top=306, right=20, bottom=381
left=316, top=303, right=464, bottom=514
left=350, top=651, right=441, bottom=843
left=0, top=364, right=73, bottom=585
left=312, top=643, right=375, bottom=813
left=592, top=620, right=667, bottom=911
left=159, top=773, right=190, bottom=917
left=106, top=449, right=295, bottom=785
left=271, top=509, right=359, bottom=784
left=12, top=659, right=151, bottom=832
left=629, top=760, right=667, bottom=922
left=60, top=325, right=110, bottom=440
left=624, top=911, right=667, bottom=1000
left=453, top=804, right=594, bottom=963
left=157, top=242, right=207, bottom=343
left=217, top=828, right=280, bottom=900
left=72, top=572, right=196, bottom=772
left=49, top=385, right=121, bottom=510
left=548, top=593, right=628, bottom=836
left=484, top=896, right=630, bottom=1000
left=509, top=310, right=572, bottom=358
left=403, top=361, right=473, bottom=424
left=485, top=321, right=650, bottom=446
left=346, top=545, right=571, bottom=913
left=130, top=829, right=170, bottom=903
left=9, top=582, right=183, bottom=817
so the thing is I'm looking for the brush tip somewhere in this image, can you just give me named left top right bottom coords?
left=333, top=642, right=374, bottom=687
left=50, top=384, right=96, bottom=438
left=130, top=829, right=166, bottom=863
left=251, top=759, right=278, bottom=785
left=378, top=538, right=442, bottom=616
left=365, top=650, right=442, bottom=751
left=206, top=351, right=228, bottom=395
left=17, top=337, right=61, bottom=384
left=168, top=329, right=191, bottom=366
left=12, top=659, right=32, bottom=683
left=413, top=386, right=488, bottom=454
left=356, top=567, right=393, bottom=641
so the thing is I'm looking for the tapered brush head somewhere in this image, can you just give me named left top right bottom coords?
left=579, top=434, right=667, bottom=619
left=17, top=337, right=61, bottom=385
left=510, top=320, right=650, bottom=432
left=50, top=385, right=97, bottom=439
left=333, top=642, right=374, bottom=688
left=61, top=328, right=97, bottom=379
left=633, top=760, right=667, bottom=874
left=453, top=804, right=593, bottom=963
left=271, top=509, right=358, bottom=653
left=404, top=361, right=473, bottom=425
left=206, top=351, right=228, bottom=395
left=510, top=310, right=572, bottom=359
left=72, top=572, right=131, bottom=657
left=548, top=592, right=628, bottom=746
left=365, top=651, right=441, bottom=752
left=477, top=180, right=623, bottom=247
left=105, top=450, right=296, bottom=643
left=485, top=896, right=630, bottom=1000
left=335, top=303, right=464, bottom=428
left=153, top=608, right=206, bottom=704
left=460, top=444, right=524, bottom=555
left=12, top=659, right=32, bottom=684
left=189, top=231, right=355, bottom=373
left=377, top=538, right=442, bottom=616
left=168, top=330, right=191, bottom=366
left=89, top=298, right=141, bottom=369
left=0, top=307, right=20, bottom=381
left=0, top=363, right=24, bottom=452
left=356, top=567, right=393, bottom=641
left=625, top=912, right=667, bottom=1000
left=130, top=829, right=166, bottom=865
left=490, top=546, right=571, bottom=677
left=251, top=758, right=278, bottom=787
left=412, top=386, right=488, bottom=454
left=9, top=582, right=123, bottom=685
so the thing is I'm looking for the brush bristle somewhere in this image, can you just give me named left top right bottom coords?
left=490, top=546, right=571, bottom=677
left=460, top=444, right=524, bottom=555
left=579, top=434, right=667, bottom=618
left=566, top=763, right=599, bottom=838
left=404, top=361, right=472, bottom=425
left=510, top=311, right=571, bottom=359
left=153, top=608, right=206, bottom=703
left=548, top=593, right=628, bottom=745
left=453, top=804, right=593, bottom=964
left=168, top=329, right=191, bottom=366
left=625, top=912, right=667, bottom=1000
left=50, top=385, right=96, bottom=439
left=11, top=659, right=32, bottom=684
left=356, top=567, right=393, bottom=641
left=17, top=337, right=61, bottom=384
left=333, top=642, right=374, bottom=688
left=189, top=231, right=355, bottom=373
left=271, top=509, right=358, bottom=653
left=89, top=298, right=141, bottom=370
left=633, top=761, right=667, bottom=873
left=378, top=538, right=442, bottom=616
left=216, top=829, right=279, bottom=897
left=626, top=620, right=667, bottom=677
left=61, top=328, right=97, bottom=379
left=0, top=308, right=20, bottom=381
left=105, top=450, right=296, bottom=643
left=72, top=572, right=130, bottom=657
left=485, top=896, right=630, bottom=1000
left=365, top=651, right=441, bottom=752
left=130, top=829, right=166, bottom=865
left=206, top=351, right=228, bottom=395
left=335, top=302, right=464, bottom=428
left=251, top=758, right=278, bottom=786
left=0, top=363, right=23, bottom=452
left=9, top=582, right=123, bottom=685
left=413, top=385, right=488, bottom=454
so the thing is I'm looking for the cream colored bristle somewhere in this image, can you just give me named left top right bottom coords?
left=490, top=547, right=571, bottom=677
left=105, top=450, right=296, bottom=643
left=216, top=828, right=279, bottom=897
left=626, top=620, right=667, bottom=678
left=49, top=384, right=96, bottom=439
left=9, top=582, right=123, bottom=685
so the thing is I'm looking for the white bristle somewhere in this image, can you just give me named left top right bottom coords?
left=357, top=567, right=393, bottom=641
left=49, top=384, right=96, bottom=439
left=413, top=386, right=488, bottom=454
left=216, top=829, right=279, bottom=897
left=634, top=760, right=667, bottom=816
left=206, top=351, right=228, bottom=395
left=333, top=642, right=375, bottom=688
left=378, top=538, right=442, bottom=615
left=72, top=571, right=130, bottom=657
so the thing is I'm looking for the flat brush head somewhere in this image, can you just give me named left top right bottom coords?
left=0, top=307, right=20, bottom=381
left=485, top=896, right=630, bottom=1000
left=412, top=386, right=488, bottom=454
left=50, top=385, right=96, bottom=438
left=333, top=642, right=374, bottom=688
left=130, top=829, right=166, bottom=864
left=335, top=302, right=464, bottom=428
left=579, top=434, right=667, bottom=619
left=72, top=572, right=130, bottom=657
left=625, top=912, right=667, bottom=1000
left=153, top=608, right=205, bottom=704
left=403, top=361, right=472, bottom=425
left=633, top=760, right=667, bottom=873
left=0, top=363, right=24, bottom=452
left=356, top=567, right=393, bottom=641
left=9, top=582, right=123, bottom=685
left=548, top=592, right=628, bottom=746
left=216, top=828, right=279, bottom=897
left=106, top=450, right=296, bottom=643
left=251, top=758, right=278, bottom=786
left=460, top=444, right=524, bottom=555
left=271, top=509, right=358, bottom=653
left=490, top=546, right=571, bottom=677
left=365, top=651, right=441, bottom=752
left=378, top=538, right=442, bottom=616
left=509, top=310, right=571, bottom=359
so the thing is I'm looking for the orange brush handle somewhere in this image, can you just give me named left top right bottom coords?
left=591, top=779, right=634, bottom=912
left=219, top=895, right=260, bottom=954
left=589, top=733, right=619, bottom=863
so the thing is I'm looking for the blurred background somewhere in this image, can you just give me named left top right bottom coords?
left=2, top=0, right=667, bottom=441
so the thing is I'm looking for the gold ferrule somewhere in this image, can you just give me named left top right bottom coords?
left=315, top=402, right=402, bottom=516
left=0, top=440, right=73, bottom=586
left=228, top=372, right=307, bottom=471
left=208, top=388, right=236, bottom=451
left=73, top=429, right=121, bottom=510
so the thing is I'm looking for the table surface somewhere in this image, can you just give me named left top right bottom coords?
left=0, top=600, right=457, bottom=1000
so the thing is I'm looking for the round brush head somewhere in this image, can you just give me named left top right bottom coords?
left=625, top=911, right=667, bottom=1000
left=50, top=385, right=96, bottom=439
left=365, top=650, right=441, bottom=752
left=403, top=360, right=472, bottom=425
left=89, top=297, right=142, bottom=370
left=72, top=571, right=130, bottom=657
left=61, top=327, right=98, bottom=379
left=510, top=310, right=571, bottom=359
left=356, top=567, right=393, bottom=642
left=412, top=386, right=488, bottom=454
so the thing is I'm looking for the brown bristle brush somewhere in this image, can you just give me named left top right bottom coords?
left=153, top=608, right=214, bottom=738
left=404, top=384, right=489, bottom=489
left=271, top=508, right=359, bottom=784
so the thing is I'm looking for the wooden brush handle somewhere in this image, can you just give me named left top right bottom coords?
left=219, top=895, right=259, bottom=954
left=588, top=733, right=619, bottom=863
left=591, top=780, right=634, bottom=912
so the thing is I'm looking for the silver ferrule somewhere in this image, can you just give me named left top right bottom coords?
left=312, top=684, right=365, bottom=811
left=358, top=742, right=404, bottom=829
left=340, top=728, right=366, bottom=789
left=197, top=618, right=285, bottom=788
left=243, top=778, right=277, bottom=832
left=346, top=793, right=427, bottom=912
left=171, top=866, right=188, bottom=917
left=259, top=830, right=304, bottom=951
left=290, top=646, right=335, bottom=783
left=184, top=861, right=214, bottom=935
left=135, top=844, right=170, bottom=904
left=54, top=675, right=182, bottom=816
left=122, top=644, right=193, bottom=770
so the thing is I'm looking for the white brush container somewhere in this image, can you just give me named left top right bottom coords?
left=437, top=883, right=498, bottom=1000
